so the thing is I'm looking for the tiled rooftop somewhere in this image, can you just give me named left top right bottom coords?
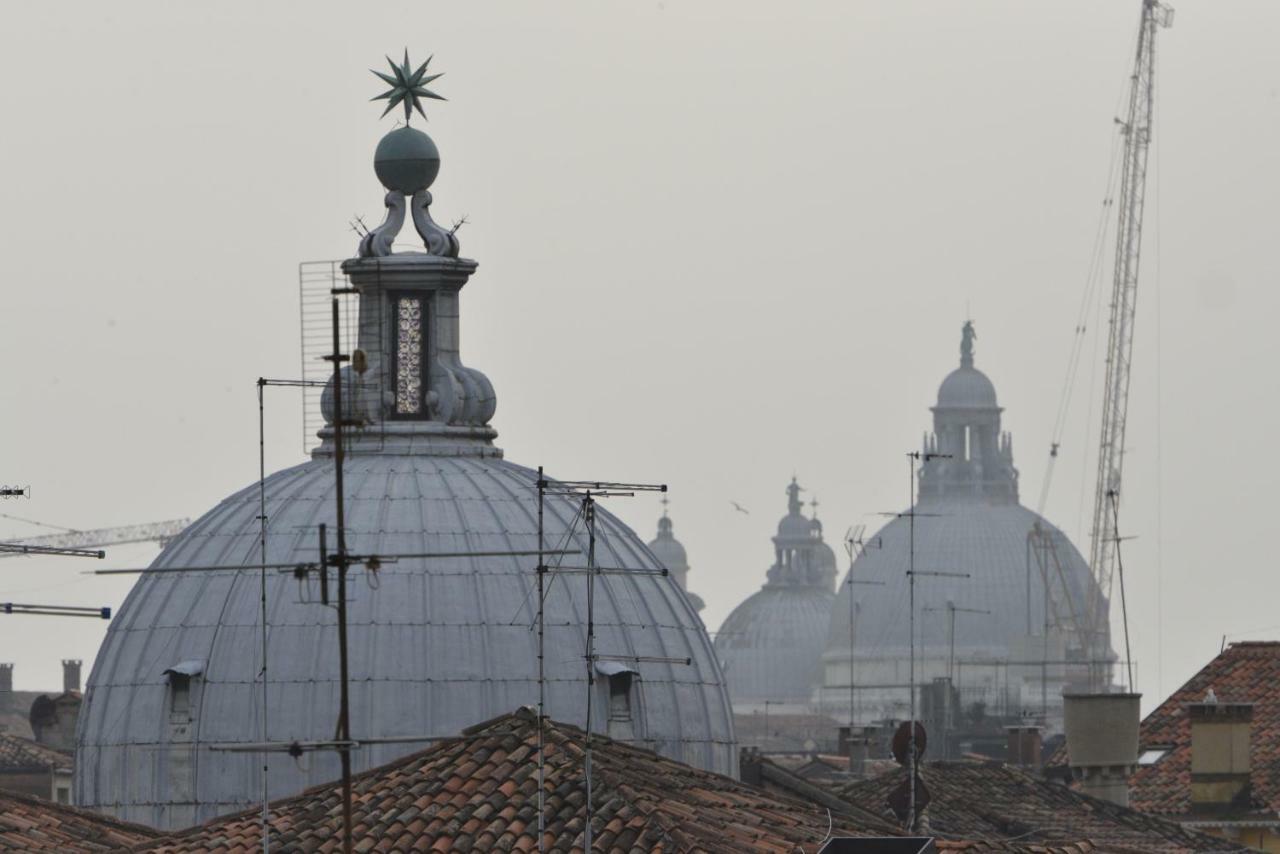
left=0, top=731, right=71, bottom=772
left=142, top=707, right=889, bottom=852
left=0, top=789, right=156, bottom=850
left=834, top=761, right=1239, bottom=853
left=1125, top=641, right=1280, bottom=817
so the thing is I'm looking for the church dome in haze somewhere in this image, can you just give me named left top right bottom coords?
left=821, top=322, right=1113, bottom=725
left=715, top=479, right=836, bottom=705
left=74, top=58, right=734, bottom=831
left=646, top=503, right=704, bottom=614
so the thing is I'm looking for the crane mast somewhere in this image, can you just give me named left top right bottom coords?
left=1085, top=0, right=1173, bottom=681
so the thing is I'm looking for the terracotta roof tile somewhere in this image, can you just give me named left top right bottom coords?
left=834, top=760, right=1240, bottom=852
left=1118, top=642, right=1280, bottom=817
left=139, top=708, right=887, bottom=852
left=0, top=788, right=157, bottom=850
left=0, top=732, right=71, bottom=772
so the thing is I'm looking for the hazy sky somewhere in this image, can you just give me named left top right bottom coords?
left=1, top=1, right=1277, bottom=713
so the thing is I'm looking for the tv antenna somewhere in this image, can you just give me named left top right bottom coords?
left=2, top=602, right=111, bottom=619
left=532, top=475, right=682, bottom=853
left=839, top=525, right=884, bottom=726
left=891, top=449, right=968, bottom=831
left=921, top=601, right=989, bottom=758
left=103, top=296, right=575, bottom=854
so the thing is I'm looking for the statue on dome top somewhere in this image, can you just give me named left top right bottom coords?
left=960, top=320, right=976, bottom=368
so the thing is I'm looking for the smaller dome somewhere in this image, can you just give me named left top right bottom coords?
left=646, top=510, right=704, bottom=614
left=374, top=126, right=441, bottom=194
left=936, top=366, right=998, bottom=410
left=715, top=586, right=834, bottom=703
left=776, top=514, right=814, bottom=539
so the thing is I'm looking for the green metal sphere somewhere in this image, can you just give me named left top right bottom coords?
left=374, top=126, right=440, bottom=194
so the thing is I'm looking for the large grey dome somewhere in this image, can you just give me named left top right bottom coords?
left=715, top=479, right=835, bottom=706
left=76, top=455, right=729, bottom=829
left=826, top=499, right=1096, bottom=652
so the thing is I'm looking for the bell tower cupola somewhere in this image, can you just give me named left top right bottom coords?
left=317, top=52, right=498, bottom=458
left=918, top=321, right=1018, bottom=502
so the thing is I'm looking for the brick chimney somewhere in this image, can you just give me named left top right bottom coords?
left=62, top=659, right=82, bottom=694
left=1063, top=692, right=1141, bottom=807
left=0, top=663, right=12, bottom=711
left=1189, top=700, right=1252, bottom=811
left=1006, top=725, right=1043, bottom=770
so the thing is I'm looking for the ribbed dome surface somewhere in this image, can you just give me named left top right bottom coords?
left=936, top=366, right=998, bottom=409
left=76, top=455, right=733, bottom=829
left=826, top=496, right=1100, bottom=655
left=716, top=586, right=835, bottom=703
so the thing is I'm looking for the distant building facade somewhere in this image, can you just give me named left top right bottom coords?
left=0, top=733, right=71, bottom=804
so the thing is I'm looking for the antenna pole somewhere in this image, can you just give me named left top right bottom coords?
left=1043, top=562, right=1049, bottom=720
left=907, top=452, right=917, bottom=831
left=849, top=572, right=856, bottom=727
left=329, top=297, right=355, bottom=854
left=1109, top=491, right=1135, bottom=690
left=943, top=604, right=957, bottom=750
left=536, top=466, right=546, bottom=854
left=583, top=491, right=596, bottom=853
left=256, top=379, right=271, bottom=854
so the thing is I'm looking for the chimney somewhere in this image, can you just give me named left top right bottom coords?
left=1063, top=692, right=1141, bottom=806
left=1189, top=700, right=1252, bottom=811
left=740, top=746, right=763, bottom=786
left=1006, top=725, right=1043, bottom=770
left=839, top=725, right=874, bottom=778
left=0, top=663, right=11, bottom=711
left=62, top=659, right=82, bottom=694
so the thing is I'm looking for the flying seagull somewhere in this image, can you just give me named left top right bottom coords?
left=730, top=501, right=750, bottom=515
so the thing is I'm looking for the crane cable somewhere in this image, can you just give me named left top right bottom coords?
left=1035, top=130, right=1125, bottom=518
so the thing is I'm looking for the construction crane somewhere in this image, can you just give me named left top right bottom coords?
left=1026, top=0, right=1173, bottom=693
left=0, top=518, right=191, bottom=559
left=1083, top=0, right=1174, bottom=682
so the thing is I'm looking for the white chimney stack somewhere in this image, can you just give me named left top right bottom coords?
left=1063, top=692, right=1141, bottom=807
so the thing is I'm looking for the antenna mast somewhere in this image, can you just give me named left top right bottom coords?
left=1085, top=0, right=1172, bottom=682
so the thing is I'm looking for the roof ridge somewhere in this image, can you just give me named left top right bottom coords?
left=155, top=710, right=535, bottom=840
